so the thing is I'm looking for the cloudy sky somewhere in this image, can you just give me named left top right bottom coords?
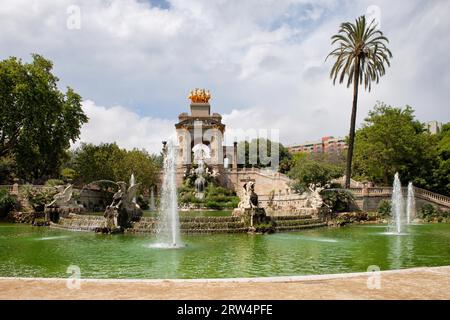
left=1, top=0, right=449, bottom=154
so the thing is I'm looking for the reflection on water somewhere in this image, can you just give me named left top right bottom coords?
left=272, top=234, right=339, bottom=243
left=0, top=223, right=449, bottom=279
left=387, top=226, right=416, bottom=270
left=36, top=236, right=71, bottom=241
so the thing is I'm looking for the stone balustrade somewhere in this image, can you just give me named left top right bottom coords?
left=348, top=186, right=450, bottom=210
left=413, top=187, right=450, bottom=207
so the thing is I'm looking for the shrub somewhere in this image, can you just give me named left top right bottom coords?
left=45, top=179, right=65, bottom=187
left=205, top=200, right=223, bottom=210
left=22, top=186, right=57, bottom=212
left=321, top=189, right=355, bottom=212
left=377, top=200, right=391, bottom=218
left=60, top=168, right=77, bottom=182
left=0, top=189, right=17, bottom=218
left=419, top=204, right=439, bottom=219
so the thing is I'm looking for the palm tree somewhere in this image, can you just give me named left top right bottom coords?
left=327, top=15, right=392, bottom=188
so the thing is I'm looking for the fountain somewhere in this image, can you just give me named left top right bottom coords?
left=149, top=186, right=156, bottom=211
left=407, top=182, right=416, bottom=224
left=130, top=173, right=136, bottom=204
left=154, top=141, right=182, bottom=248
left=388, top=172, right=405, bottom=234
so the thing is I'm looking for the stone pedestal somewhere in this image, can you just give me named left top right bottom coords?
left=233, top=207, right=273, bottom=233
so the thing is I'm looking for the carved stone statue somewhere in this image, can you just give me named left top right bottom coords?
left=47, top=184, right=74, bottom=208
left=103, top=181, right=142, bottom=232
left=233, top=180, right=271, bottom=232
left=238, top=181, right=258, bottom=209
left=188, top=88, right=211, bottom=103
left=306, top=183, right=325, bottom=210
left=45, top=184, right=83, bottom=222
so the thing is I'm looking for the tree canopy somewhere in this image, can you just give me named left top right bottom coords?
left=0, top=55, right=88, bottom=182
left=236, top=138, right=292, bottom=171
left=353, top=102, right=448, bottom=194
left=287, top=153, right=344, bottom=193
left=68, top=143, right=161, bottom=191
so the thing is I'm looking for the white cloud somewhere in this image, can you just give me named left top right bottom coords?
left=1, top=0, right=449, bottom=151
left=75, top=100, right=175, bottom=154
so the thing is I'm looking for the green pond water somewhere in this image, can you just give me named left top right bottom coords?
left=0, top=223, right=449, bottom=279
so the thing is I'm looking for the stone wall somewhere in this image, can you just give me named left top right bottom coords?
left=350, top=187, right=450, bottom=212
left=222, top=168, right=291, bottom=196
left=78, top=189, right=108, bottom=211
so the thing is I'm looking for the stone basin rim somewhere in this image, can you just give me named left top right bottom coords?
left=1, top=266, right=449, bottom=284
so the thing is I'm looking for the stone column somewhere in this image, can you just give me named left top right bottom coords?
left=176, top=128, right=191, bottom=167
left=11, top=183, right=19, bottom=195
left=233, top=141, right=238, bottom=171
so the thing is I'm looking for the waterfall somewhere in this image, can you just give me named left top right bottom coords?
left=389, top=172, right=405, bottom=234
left=155, top=142, right=182, bottom=248
left=406, top=182, right=416, bottom=224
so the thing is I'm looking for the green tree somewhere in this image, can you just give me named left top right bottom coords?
left=237, top=138, right=291, bottom=171
left=327, top=15, right=392, bottom=188
left=116, top=149, right=160, bottom=191
left=353, top=103, right=440, bottom=188
left=72, top=143, right=160, bottom=191
left=287, top=153, right=343, bottom=192
left=0, top=55, right=88, bottom=182
left=73, top=143, right=123, bottom=184
left=430, top=123, right=450, bottom=195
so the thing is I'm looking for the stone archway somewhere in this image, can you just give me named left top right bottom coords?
left=192, top=143, right=211, bottom=163
left=175, top=94, right=225, bottom=170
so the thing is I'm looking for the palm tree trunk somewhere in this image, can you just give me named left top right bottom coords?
left=345, top=58, right=360, bottom=189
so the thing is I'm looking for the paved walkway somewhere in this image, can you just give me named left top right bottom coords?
left=1, top=266, right=449, bottom=300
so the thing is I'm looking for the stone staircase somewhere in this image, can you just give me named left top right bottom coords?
left=51, top=214, right=104, bottom=231
left=51, top=214, right=327, bottom=234
left=180, top=216, right=247, bottom=234
left=349, top=186, right=450, bottom=211
left=128, top=216, right=247, bottom=234
left=272, top=215, right=327, bottom=232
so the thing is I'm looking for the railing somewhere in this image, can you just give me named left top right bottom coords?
left=235, top=167, right=291, bottom=181
left=0, top=185, right=14, bottom=192
left=0, top=184, right=58, bottom=194
left=348, top=186, right=450, bottom=208
left=413, top=187, right=450, bottom=207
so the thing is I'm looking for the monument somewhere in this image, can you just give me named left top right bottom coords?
left=45, top=184, right=84, bottom=222
left=101, top=181, right=142, bottom=233
left=233, top=180, right=273, bottom=233
left=175, top=89, right=227, bottom=185
left=172, top=89, right=293, bottom=206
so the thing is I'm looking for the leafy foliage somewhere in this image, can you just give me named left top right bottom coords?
left=429, top=123, right=450, bottom=195
left=0, top=55, right=88, bottom=182
left=377, top=200, right=391, bottom=218
left=327, top=15, right=392, bottom=91
left=178, top=183, right=239, bottom=209
left=418, top=204, right=450, bottom=223
left=287, top=153, right=344, bottom=192
left=0, top=189, right=17, bottom=217
left=236, top=138, right=292, bottom=171
left=353, top=103, right=447, bottom=193
left=321, top=189, right=355, bottom=212
left=22, top=186, right=57, bottom=212
left=70, top=143, right=160, bottom=191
